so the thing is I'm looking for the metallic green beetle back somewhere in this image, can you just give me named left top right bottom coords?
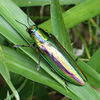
left=27, top=25, right=86, bottom=86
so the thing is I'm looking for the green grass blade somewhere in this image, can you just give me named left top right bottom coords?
left=87, top=48, right=100, bottom=73
left=75, top=27, right=91, bottom=59
left=50, top=0, right=72, bottom=52
left=0, top=0, right=100, bottom=99
left=40, top=0, right=100, bottom=32
left=0, top=46, right=20, bottom=100
left=6, top=91, right=11, bottom=100
left=12, top=0, right=86, bottom=7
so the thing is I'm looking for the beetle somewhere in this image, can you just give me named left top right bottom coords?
left=14, top=20, right=86, bottom=86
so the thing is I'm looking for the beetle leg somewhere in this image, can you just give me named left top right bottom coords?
left=36, top=47, right=41, bottom=71
left=13, top=43, right=36, bottom=48
left=65, top=81, right=68, bottom=86
left=37, top=60, right=40, bottom=71
left=51, top=67, right=55, bottom=72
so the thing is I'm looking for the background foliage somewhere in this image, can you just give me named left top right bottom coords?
left=0, top=0, right=100, bottom=100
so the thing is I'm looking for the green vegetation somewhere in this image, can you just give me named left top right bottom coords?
left=0, top=0, right=100, bottom=100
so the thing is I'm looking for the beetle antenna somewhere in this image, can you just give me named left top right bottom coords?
left=26, top=5, right=31, bottom=26
left=15, top=20, right=28, bottom=29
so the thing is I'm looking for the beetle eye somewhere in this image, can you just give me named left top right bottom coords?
left=28, top=29, right=33, bottom=34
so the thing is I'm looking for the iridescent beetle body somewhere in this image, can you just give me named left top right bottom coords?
left=27, top=25, right=86, bottom=85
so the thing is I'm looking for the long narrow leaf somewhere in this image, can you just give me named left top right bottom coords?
left=87, top=48, right=100, bottom=73
left=12, top=0, right=86, bottom=7
left=39, top=0, right=100, bottom=32
left=0, top=46, right=19, bottom=100
left=50, top=0, right=72, bottom=52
